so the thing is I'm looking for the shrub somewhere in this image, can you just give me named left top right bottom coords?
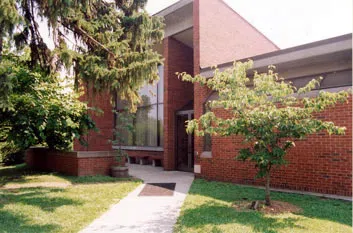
left=2, top=151, right=25, bottom=166
left=0, top=49, right=97, bottom=152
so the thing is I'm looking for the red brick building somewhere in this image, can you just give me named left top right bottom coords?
left=72, top=0, right=352, bottom=196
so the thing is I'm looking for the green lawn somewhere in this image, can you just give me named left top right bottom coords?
left=175, top=179, right=352, bottom=233
left=0, top=164, right=141, bottom=233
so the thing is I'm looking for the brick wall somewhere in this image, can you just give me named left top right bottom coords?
left=74, top=90, right=114, bottom=152
left=163, top=37, right=194, bottom=170
left=26, top=148, right=118, bottom=176
left=198, top=0, right=278, bottom=68
left=197, top=96, right=352, bottom=196
left=26, top=148, right=79, bottom=175
left=77, top=156, right=116, bottom=176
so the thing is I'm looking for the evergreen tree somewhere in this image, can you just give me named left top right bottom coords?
left=0, top=0, right=164, bottom=110
left=0, top=0, right=22, bottom=57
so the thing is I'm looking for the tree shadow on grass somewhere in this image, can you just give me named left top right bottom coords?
left=0, top=187, right=82, bottom=232
left=0, top=164, right=50, bottom=187
left=0, top=187, right=82, bottom=212
left=0, top=209, right=59, bottom=233
left=60, top=175, right=139, bottom=185
left=178, top=201, right=304, bottom=233
left=277, top=193, right=352, bottom=226
left=188, top=179, right=352, bottom=226
left=0, top=163, right=141, bottom=187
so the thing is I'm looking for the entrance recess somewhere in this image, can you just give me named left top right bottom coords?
left=176, top=110, right=194, bottom=172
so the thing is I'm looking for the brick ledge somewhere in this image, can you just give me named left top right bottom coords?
left=112, top=146, right=164, bottom=152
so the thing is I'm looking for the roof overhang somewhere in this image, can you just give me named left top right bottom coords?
left=154, top=0, right=194, bottom=41
left=154, top=0, right=193, bottom=17
left=200, top=34, right=352, bottom=78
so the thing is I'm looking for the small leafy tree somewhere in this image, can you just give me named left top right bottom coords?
left=0, top=48, right=96, bottom=154
left=178, top=60, right=350, bottom=206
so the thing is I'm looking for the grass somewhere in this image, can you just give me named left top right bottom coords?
left=0, top=164, right=141, bottom=233
left=175, top=179, right=352, bottom=233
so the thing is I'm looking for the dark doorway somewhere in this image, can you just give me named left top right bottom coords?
left=176, top=110, right=194, bottom=172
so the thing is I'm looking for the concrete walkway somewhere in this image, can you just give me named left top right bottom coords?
left=80, top=164, right=194, bottom=233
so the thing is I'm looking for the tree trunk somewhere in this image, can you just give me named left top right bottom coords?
left=0, top=31, right=3, bottom=61
left=265, top=170, right=271, bottom=206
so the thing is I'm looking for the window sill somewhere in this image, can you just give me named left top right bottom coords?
left=200, top=151, right=212, bottom=158
left=112, top=146, right=164, bottom=152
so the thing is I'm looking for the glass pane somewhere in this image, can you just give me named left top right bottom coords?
left=203, top=103, right=212, bottom=151
left=135, top=105, right=158, bottom=147
left=158, top=104, right=164, bottom=146
left=204, top=134, right=212, bottom=151
left=115, top=111, right=134, bottom=146
left=139, top=84, right=157, bottom=106
left=157, top=65, right=164, bottom=103
left=116, top=97, right=129, bottom=110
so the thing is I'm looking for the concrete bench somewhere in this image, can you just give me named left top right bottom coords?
left=128, top=155, right=149, bottom=165
left=128, top=155, right=163, bottom=167
left=149, top=156, right=163, bottom=167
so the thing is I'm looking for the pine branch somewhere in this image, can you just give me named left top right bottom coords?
left=59, top=19, right=116, bottom=58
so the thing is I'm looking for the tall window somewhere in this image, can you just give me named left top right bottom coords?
left=203, top=102, right=212, bottom=151
left=116, top=65, right=164, bottom=148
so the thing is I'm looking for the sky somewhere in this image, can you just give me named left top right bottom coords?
left=145, top=0, right=352, bottom=49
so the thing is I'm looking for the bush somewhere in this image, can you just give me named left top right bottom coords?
left=0, top=49, right=97, bottom=152
left=2, top=151, right=25, bottom=166
left=0, top=141, right=22, bottom=165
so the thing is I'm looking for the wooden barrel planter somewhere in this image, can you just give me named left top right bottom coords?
left=111, top=165, right=129, bottom=178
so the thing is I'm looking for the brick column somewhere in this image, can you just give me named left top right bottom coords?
left=193, top=0, right=207, bottom=165
left=163, top=37, right=194, bottom=170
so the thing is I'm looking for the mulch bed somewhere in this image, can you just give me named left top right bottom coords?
left=233, top=200, right=302, bottom=215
